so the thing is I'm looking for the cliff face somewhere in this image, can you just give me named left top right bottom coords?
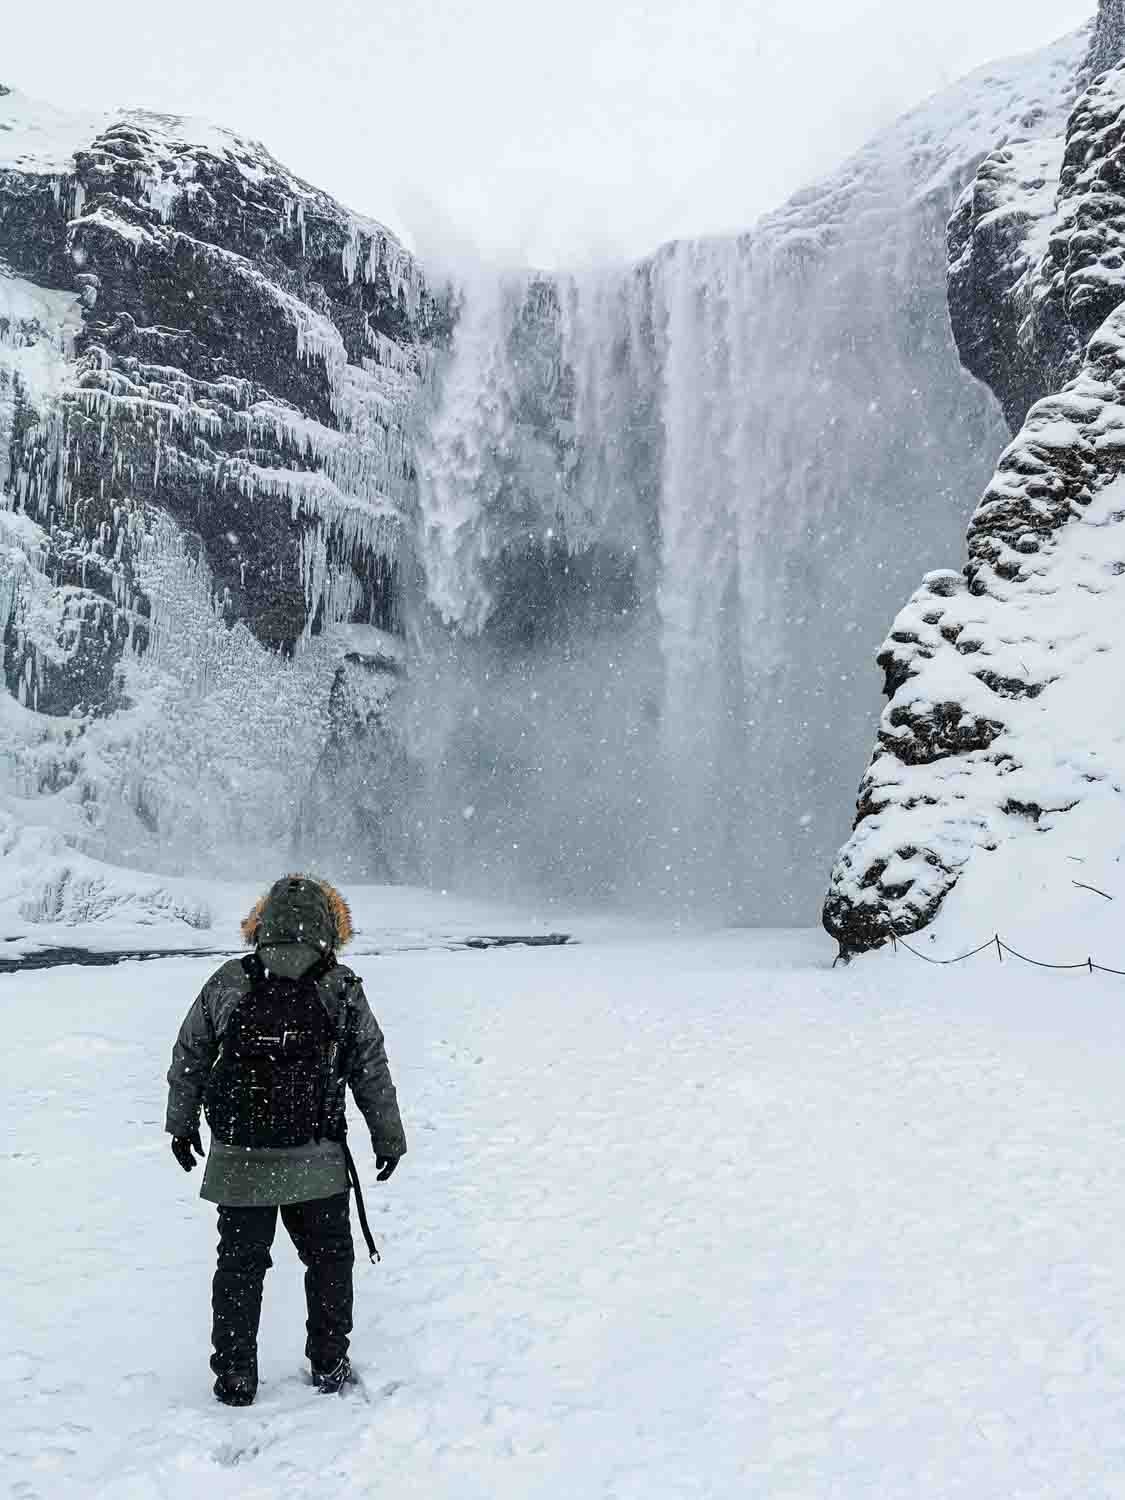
left=826, top=14, right=1125, bottom=954
left=0, top=86, right=445, bottom=871
left=1083, top=0, right=1125, bottom=82
left=949, top=8, right=1125, bottom=432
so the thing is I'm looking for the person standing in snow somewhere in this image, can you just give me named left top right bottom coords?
left=164, top=874, right=407, bottom=1406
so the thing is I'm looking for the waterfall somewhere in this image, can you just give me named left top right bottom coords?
left=410, top=184, right=1010, bottom=921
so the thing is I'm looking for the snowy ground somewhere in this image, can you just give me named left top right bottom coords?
left=4, top=889, right=1125, bottom=1499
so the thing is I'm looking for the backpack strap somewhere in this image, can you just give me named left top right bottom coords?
left=325, top=969, right=379, bottom=1260
left=341, top=1134, right=381, bottom=1263
left=208, top=953, right=264, bottom=1041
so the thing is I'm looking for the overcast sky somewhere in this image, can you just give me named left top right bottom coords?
left=6, top=1, right=1097, bottom=267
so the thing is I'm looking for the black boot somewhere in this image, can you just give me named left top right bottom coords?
left=311, top=1355, right=353, bottom=1394
left=213, top=1364, right=258, bottom=1406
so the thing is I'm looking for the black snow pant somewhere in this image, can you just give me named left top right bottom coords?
left=210, top=1192, right=354, bottom=1377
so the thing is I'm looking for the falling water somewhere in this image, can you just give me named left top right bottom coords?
left=409, top=188, right=1010, bottom=923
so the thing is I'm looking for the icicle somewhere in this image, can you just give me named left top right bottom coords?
left=342, top=229, right=360, bottom=286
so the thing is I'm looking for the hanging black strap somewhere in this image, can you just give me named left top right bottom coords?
left=342, top=1134, right=381, bottom=1263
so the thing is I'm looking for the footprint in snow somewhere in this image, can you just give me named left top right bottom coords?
left=212, top=1436, right=263, bottom=1467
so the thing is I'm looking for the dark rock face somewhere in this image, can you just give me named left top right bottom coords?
left=950, top=4, right=1125, bottom=433
left=947, top=137, right=1066, bottom=431
left=0, top=89, right=449, bottom=865
left=1, top=95, right=447, bottom=690
left=825, top=22, right=1125, bottom=956
left=1082, top=0, right=1125, bottom=85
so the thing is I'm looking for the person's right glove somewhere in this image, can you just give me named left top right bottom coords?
left=171, top=1128, right=205, bottom=1172
left=375, top=1155, right=400, bottom=1181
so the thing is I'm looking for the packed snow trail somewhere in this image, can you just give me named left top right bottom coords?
left=4, top=916, right=1125, bottom=1498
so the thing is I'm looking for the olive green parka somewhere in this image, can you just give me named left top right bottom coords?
left=164, top=876, right=407, bottom=1204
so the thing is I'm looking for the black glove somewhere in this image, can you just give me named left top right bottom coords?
left=171, top=1128, right=204, bottom=1172
left=375, top=1155, right=399, bottom=1182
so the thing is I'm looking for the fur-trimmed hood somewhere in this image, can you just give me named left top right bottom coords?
left=240, top=873, right=353, bottom=951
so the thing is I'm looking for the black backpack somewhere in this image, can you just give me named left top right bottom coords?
left=204, top=953, right=340, bottom=1149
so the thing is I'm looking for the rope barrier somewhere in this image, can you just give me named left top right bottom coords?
left=887, top=932, right=997, bottom=966
left=882, top=926, right=1125, bottom=977
left=994, top=938, right=1091, bottom=972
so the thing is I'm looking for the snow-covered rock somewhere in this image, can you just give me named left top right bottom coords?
left=1083, top=0, right=1125, bottom=84
left=951, top=28, right=1125, bottom=431
left=0, top=85, right=447, bottom=870
left=0, top=84, right=442, bottom=652
left=827, top=13, right=1125, bottom=955
left=0, top=804, right=211, bottom=936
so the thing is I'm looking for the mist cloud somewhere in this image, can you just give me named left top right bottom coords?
left=6, top=0, right=1096, bottom=265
